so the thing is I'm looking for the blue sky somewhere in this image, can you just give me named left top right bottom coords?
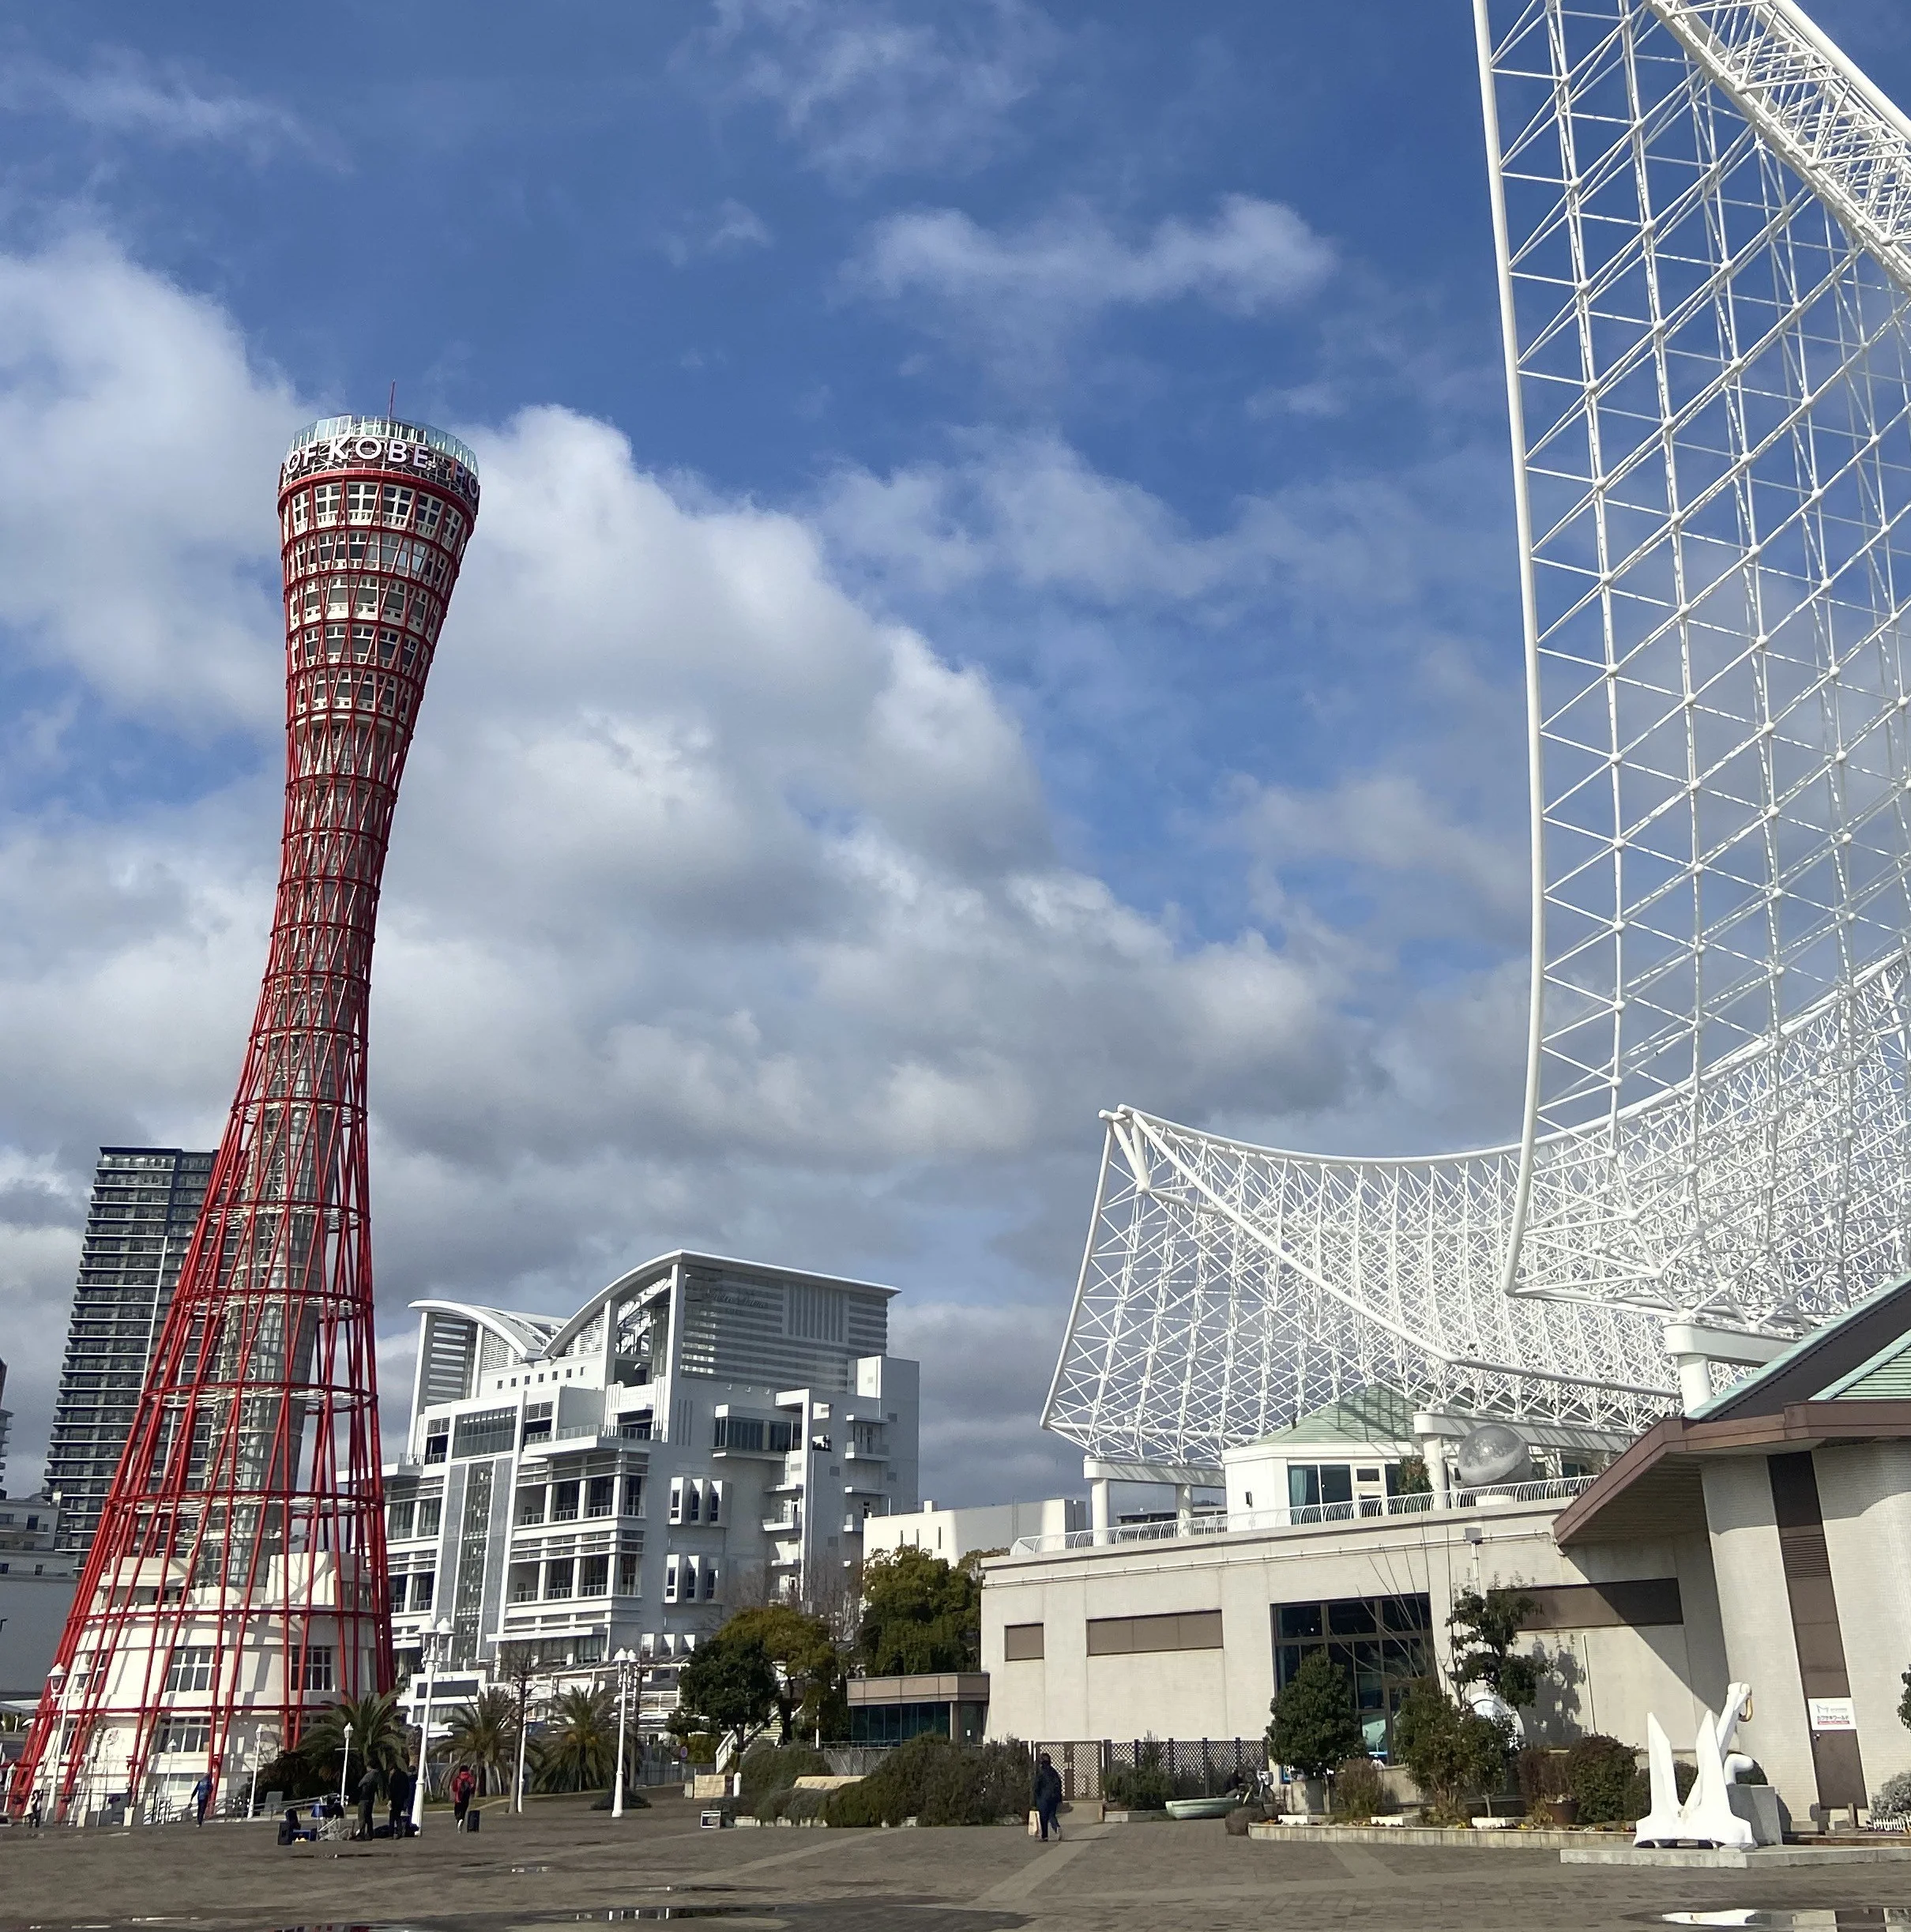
left=1, top=0, right=1906, bottom=1504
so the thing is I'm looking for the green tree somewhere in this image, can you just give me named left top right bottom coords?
left=675, top=1627, right=779, bottom=1758
left=442, top=1688, right=518, bottom=1795
left=1267, top=1651, right=1365, bottom=1778
left=724, top=1605, right=846, bottom=1743
left=298, top=1690, right=412, bottom=1787
left=1447, top=1584, right=1542, bottom=1709
left=855, top=1549, right=981, bottom=1675
left=530, top=1686, right=616, bottom=1792
left=1391, top=1678, right=1512, bottom=1821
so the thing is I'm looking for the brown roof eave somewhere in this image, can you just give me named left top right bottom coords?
left=1555, top=1400, right=1911, bottom=1547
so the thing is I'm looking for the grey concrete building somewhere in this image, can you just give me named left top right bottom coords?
left=44, top=1148, right=215, bottom=1554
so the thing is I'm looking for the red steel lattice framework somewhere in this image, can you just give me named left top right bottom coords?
left=10, top=417, right=479, bottom=1821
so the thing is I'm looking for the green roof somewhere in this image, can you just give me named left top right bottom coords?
left=1235, top=1384, right=1416, bottom=1451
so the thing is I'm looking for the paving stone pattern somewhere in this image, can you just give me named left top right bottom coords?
left=2, top=1795, right=1909, bottom=1932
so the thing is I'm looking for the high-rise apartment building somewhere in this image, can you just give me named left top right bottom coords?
left=45, top=1149, right=215, bottom=1553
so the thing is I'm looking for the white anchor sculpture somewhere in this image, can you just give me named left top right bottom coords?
left=1634, top=1681, right=1758, bottom=1850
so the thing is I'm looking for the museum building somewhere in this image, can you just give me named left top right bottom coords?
left=984, top=1278, right=1911, bottom=1829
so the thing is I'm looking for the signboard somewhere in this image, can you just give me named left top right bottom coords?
left=281, top=433, right=479, bottom=508
left=1808, top=1696, right=1856, bottom=1732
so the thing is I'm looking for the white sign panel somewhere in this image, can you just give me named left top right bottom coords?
left=1808, top=1697, right=1856, bottom=1732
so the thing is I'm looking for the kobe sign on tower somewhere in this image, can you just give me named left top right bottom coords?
left=12, top=418, right=479, bottom=1823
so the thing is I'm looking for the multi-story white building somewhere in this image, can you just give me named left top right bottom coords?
left=384, top=1250, right=920, bottom=1709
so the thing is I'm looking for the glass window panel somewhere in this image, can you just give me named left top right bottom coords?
left=1328, top=1598, right=1377, bottom=1635
left=1277, top=1603, right=1322, bottom=1639
left=1288, top=1466, right=1321, bottom=1509
left=1319, top=1464, right=1353, bottom=1505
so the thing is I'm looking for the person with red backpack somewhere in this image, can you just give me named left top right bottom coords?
left=450, top=1765, right=477, bottom=1830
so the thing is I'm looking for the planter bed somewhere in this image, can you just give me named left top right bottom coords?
left=1246, top=1821, right=1631, bottom=1850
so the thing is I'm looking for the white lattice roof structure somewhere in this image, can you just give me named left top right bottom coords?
left=1044, top=0, right=1911, bottom=1472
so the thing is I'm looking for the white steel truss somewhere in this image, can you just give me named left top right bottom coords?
left=1044, top=0, right=1911, bottom=1468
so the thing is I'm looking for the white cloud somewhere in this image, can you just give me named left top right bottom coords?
left=846, top=195, right=1335, bottom=369
left=701, top=0, right=1058, bottom=185
left=0, top=236, right=1372, bottom=1500
left=0, top=51, right=310, bottom=158
left=661, top=198, right=773, bottom=266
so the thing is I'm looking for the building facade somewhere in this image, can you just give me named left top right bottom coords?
left=386, top=1250, right=920, bottom=1718
left=987, top=1279, right=1911, bottom=1832
left=863, top=1498, right=1083, bottom=1565
left=43, top=1149, right=215, bottom=1554
left=0, top=1491, right=77, bottom=1705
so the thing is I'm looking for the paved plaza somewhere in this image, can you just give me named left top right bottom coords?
left=2, top=1795, right=1910, bottom=1932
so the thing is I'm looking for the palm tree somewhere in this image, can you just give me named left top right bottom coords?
left=442, top=1689, right=518, bottom=1796
left=299, top=1690, right=412, bottom=1787
left=530, top=1685, right=616, bottom=1792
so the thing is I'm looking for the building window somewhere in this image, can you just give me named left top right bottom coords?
left=522, top=1402, right=552, bottom=1446
left=1272, top=1594, right=1432, bottom=1758
left=423, top=1430, right=448, bottom=1464
left=1003, top=1623, right=1044, bottom=1661
left=313, top=483, right=340, bottom=525
left=452, top=1408, right=514, bottom=1458
left=509, top=1563, right=540, bottom=1605
left=545, top=1558, right=574, bottom=1600
left=388, top=1498, right=416, bottom=1540
left=293, top=1644, right=334, bottom=1693
left=580, top=1554, right=610, bottom=1598
left=516, top=1487, right=547, bottom=1527
left=551, top=1480, right=580, bottom=1522
left=586, top=1476, right=615, bottom=1519
left=1287, top=1464, right=1354, bottom=1510
left=617, top=1552, right=641, bottom=1597
left=164, top=1646, right=214, bottom=1693
left=1085, top=1611, right=1222, bottom=1656
left=701, top=1560, right=719, bottom=1602
left=713, top=1415, right=763, bottom=1452
left=703, top=1481, right=721, bottom=1526
left=153, top=1719, right=211, bottom=1754
left=412, top=1570, right=434, bottom=1611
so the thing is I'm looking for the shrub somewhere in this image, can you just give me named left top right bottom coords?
left=822, top=1735, right=1033, bottom=1828
left=1392, top=1679, right=1511, bottom=1821
left=1104, top=1761, right=1175, bottom=1810
left=1567, top=1735, right=1638, bottom=1825
left=1268, top=1650, right=1366, bottom=1777
left=1330, top=1757, right=1390, bottom=1821
left=1516, top=1747, right=1571, bottom=1807
left=739, top=1742, right=833, bottom=1816
left=1873, top=1768, right=1911, bottom=1822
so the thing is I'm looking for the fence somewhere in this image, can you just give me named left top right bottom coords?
left=1009, top=1475, right=1597, bottom=1555
left=1035, top=1737, right=1268, bottom=1802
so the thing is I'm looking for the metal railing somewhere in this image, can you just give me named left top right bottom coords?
left=1006, top=1475, right=1596, bottom=1555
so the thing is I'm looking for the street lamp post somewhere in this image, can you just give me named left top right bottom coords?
left=338, top=1721, right=354, bottom=1814
left=513, top=1678, right=538, bottom=1815
left=410, top=1620, right=453, bottom=1833
left=611, top=1649, right=637, bottom=1819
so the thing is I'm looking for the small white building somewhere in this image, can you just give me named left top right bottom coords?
left=863, top=1498, right=1085, bottom=1565
left=384, top=1250, right=920, bottom=1720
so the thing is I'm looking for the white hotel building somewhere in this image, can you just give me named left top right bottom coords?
left=383, top=1251, right=919, bottom=1711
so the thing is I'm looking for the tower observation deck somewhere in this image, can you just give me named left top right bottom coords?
left=1045, top=0, right=1911, bottom=1474
left=10, top=418, right=479, bottom=1821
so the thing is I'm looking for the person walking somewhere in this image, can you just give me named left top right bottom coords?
left=190, top=1771, right=214, bottom=1827
left=387, top=1763, right=413, bottom=1837
left=1033, top=1753, right=1063, bottom=1841
left=26, top=1791, right=43, bottom=1831
left=355, top=1765, right=381, bottom=1840
left=450, top=1763, right=476, bottom=1831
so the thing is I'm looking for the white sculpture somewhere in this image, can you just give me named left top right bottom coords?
left=1634, top=1682, right=1756, bottom=1850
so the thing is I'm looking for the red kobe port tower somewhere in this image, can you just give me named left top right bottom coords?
left=12, top=418, right=479, bottom=1823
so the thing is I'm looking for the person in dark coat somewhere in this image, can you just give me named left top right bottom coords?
left=355, top=1765, right=380, bottom=1839
left=387, top=1764, right=414, bottom=1837
left=1033, top=1753, right=1063, bottom=1840
left=190, top=1772, right=214, bottom=1826
left=450, top=1764, right=476, bottom=1830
